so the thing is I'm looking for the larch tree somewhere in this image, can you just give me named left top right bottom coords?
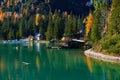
left=35, top=13, right=40, bottom=26
left=84, top=12, right=93, bottom=37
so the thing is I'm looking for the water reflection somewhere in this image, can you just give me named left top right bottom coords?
left=0, top=58, right=5, bottom=72
left=0, top=43, right=120, bottom=80
left=36, top=55, right=40, bottom=71
left=35, top=42, right=40, bottom=52
left=85, top=56, right=120, bottom=80
left=46, top=49, right=83, bottom=70
left=86, top=56, right=93, bottom=73
left=14, top=59, right=19, bottom=70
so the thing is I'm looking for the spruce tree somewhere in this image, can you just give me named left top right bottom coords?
left=8, top=28, right=14, bottom=40
left=91, top=9, right=101, bottom=43
left=77, top=16, right=82, bottom=31
left=72, top=16, right=77, bottom=33
left=53, top=16, right=59, bottom=39
left=46, top=13, right=53, bottom=40
left=108, top=0, right=120, bottom=36
left=64, top=14, right=72, bottom=37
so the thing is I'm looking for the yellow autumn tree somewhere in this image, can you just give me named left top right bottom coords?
left=35, top=13, right=40, bottom=26
left=3, top=12, right=8, bottom=19
left=13, top=12, right=17, bottom=23
left=13, top=12, right=21, bottom=23
left=23, top=9, right=28, bottom=16
left=14, top=0, right=17, bottom=6
left=84, top=12, right=93, bottom=37
left=0, top=8, right=4, bottom=22
left=7, top=0, right=12, bottom=8
left=41, top=15, right=45, bottom=20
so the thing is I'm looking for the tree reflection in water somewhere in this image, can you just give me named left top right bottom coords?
left=0, top=43, right=120, bottom=80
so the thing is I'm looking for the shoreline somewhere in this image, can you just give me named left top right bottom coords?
left=84, top=49, right=120, bottom=63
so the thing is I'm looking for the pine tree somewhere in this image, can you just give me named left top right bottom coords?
left=77, top=16, right=83, bottom=31
left=27, top=16, right=35, bottom=35
left=46, top=13, right=53, bottom=40
left=21, top=17, right=28, bottom=37
left=91, top=9, right=101, bottom=43
left=64, top=14, right=73, bottom=37
left=108, top=0, right=120, bottom=36
left=18, top=19, right=23, bottom=38
left=53, top=16, right=59, bottom=39
left=8, top=28, right=14, bottom=40
left=72, top=16, right=77, bottom=33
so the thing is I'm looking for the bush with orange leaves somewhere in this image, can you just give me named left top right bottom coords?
left=84, top=12, right=93, bottom=37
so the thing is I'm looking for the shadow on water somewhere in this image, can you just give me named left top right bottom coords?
left=0, top=43, right=120, bottom=80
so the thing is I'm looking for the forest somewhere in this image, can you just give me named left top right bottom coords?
left=84, top=0, right=120, bottom=54
left=0, top=0, right=119, bottom=54
left=0, top=0, right=90, bottom=40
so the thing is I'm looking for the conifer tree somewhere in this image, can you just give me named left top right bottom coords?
left=91, top=9, right=101, bottom=43
left=72, top=16, right=77, bottom=33
left=46, top=13, right=53, bottom=40
left=27, top=16, right=35, bottom=35
left=18, top=19, right=23, bottom=38
left=53, top=16, right=59, bottom=39
left=84, top=12, right=93, bottom=37
left=8, top=28, right=14, bottom=40
left=77, top=16, right=82, bottom=31
left=108, top=0, right=120, bottom=36
left=64, top=14, right=73, bottom=37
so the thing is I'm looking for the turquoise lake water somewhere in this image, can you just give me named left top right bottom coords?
left=0, top=43, right=120, bottom=80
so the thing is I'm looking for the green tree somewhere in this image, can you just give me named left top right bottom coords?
left=27, top=16, right=35, bottom=35
left=1, top=19, right=10, bottom=39
left=52, top=10, right=62, bottom=39
left=46, top=13, right=53, bottom=40
left=91, top=9, right=101, bottom=43
left=18, top=19, right=23, bottom=38
left=41, top=15, right=49, bottom=39
left=64, top=14, right=73, bottom=37
left=39, top=18, right=44, bottom=35
left=53, top=17, right=59, bottom=39
left=108, top=0, right=120, bottom=36
left=72, top=16, right=77, bottom=33
left=22, top=18, right=28, bottom=37
left=1, top=22, right=8, bottom=39
left=77, top=16, right=83, bottom=31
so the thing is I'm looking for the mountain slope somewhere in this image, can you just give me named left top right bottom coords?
left=50, top=0, right=92, bottom=15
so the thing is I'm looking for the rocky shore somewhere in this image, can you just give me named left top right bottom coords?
left=84, top=49, right=120, bottom=63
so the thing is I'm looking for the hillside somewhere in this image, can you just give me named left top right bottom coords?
left=0, top=0, right=93, bottom=40
left=84, top=0, right=120, bottom=54
left=50, top=0, right=92, bottom=15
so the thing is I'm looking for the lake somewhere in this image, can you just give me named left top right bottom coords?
left=0, top=43, right=120, bottom=80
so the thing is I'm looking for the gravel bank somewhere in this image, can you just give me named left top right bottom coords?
left=84, top=49, right=120, bottom=63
